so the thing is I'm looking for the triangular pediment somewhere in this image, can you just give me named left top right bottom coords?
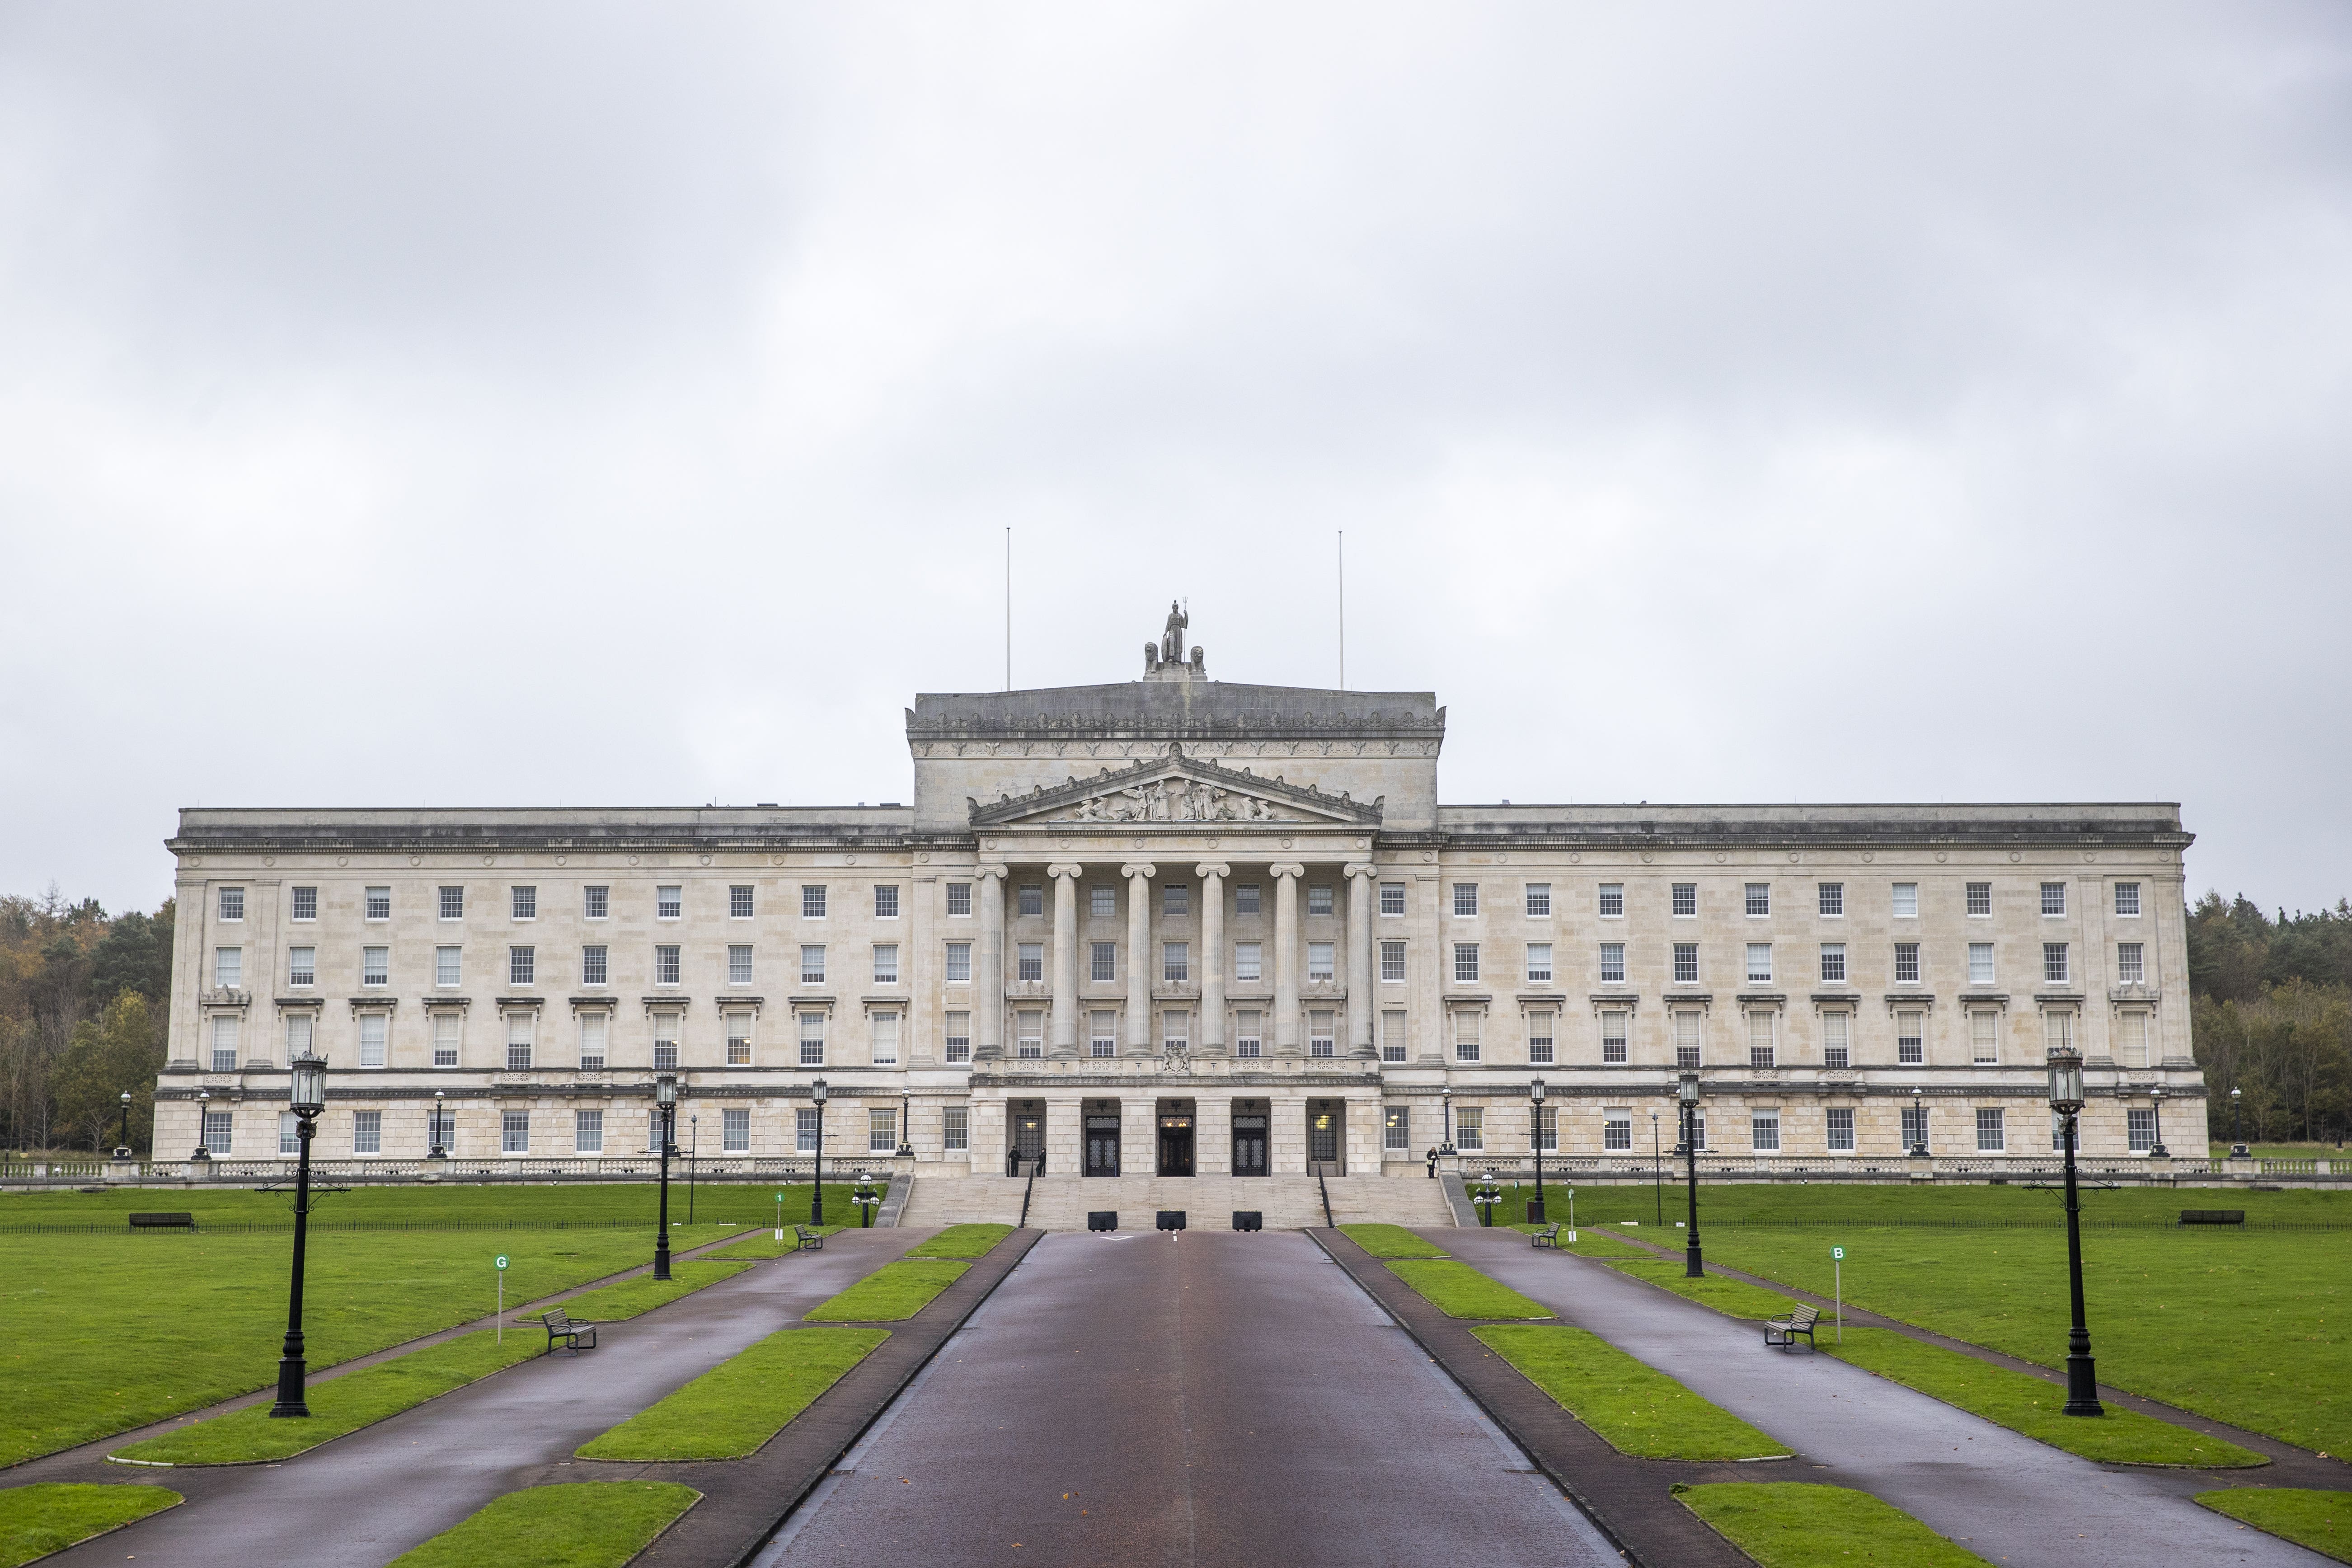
left=969, top=744, right=1383, bottom=828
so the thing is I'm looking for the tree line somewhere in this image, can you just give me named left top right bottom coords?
left=0, top=886, right=174, bottom=1155
left=2187, top=892, right=2352, bottom=1145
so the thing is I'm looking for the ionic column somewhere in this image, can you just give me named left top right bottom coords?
left=1196, top=862, right=1230, bottom=1056
left=1346, top=863, right=1378, bottom=1058
left=1123, top=862, right=1156, bottom=1057
left=1048, top=864, right=1084, bottom=1058
left=974, top=867, right=1008, bottom=1061
left=1271, top=863, right=1305, bottom=1057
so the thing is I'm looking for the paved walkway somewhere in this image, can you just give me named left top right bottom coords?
left=754, top=1230, right=1624, bottom=1568
left=1441, top=1228, right=2331, bottom=1568
left=40, top=1230, right=921, bottom=1568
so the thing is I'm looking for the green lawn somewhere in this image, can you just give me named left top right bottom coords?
left=805, top=1259, right=970, bottom=1321
left=1475, top=1325, right=1788, bottom=1460
left=577, top=1329, right=890, bottom=1460
left=1385, top=1259, right=1551, bottom=1319
left=1594, top=1250, right=1801, bottom=1321
left=907, top=1223, right=1014, bottom=1258
left=385, top=1483, right=699, bottom=1568
left=705, top=1226, right=845, bottom=1259
left=546, top=1259, right=754, bottom=1323
left=1827, top=1328, right=2263, bottom=1468
left=2197, top=1488, right=2352, bottom=1563
left=0, top=1484, right=178, bottom=1568
left=1465, top=1180, right=2348, bottom=1229
left=0, top=1182, right=868, bottom=1228
left=1339, top=1222, right=1448, bottom=1258
left=1676, top=1482, right=1995, bottom=1568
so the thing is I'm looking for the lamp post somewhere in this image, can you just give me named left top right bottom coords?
left=2230, top=1085, right=2247, bottom=1158
left=2147, top=1084, right=2169, bottom=1158
left=269, top=1050, right=328, bottom=1418
left=653, top=1073, right=677, bottom=1282
left=854, top=1181, right=879, bottom=1227
left=689, top=1113, right=698, bottom=1227
left=1526, top=1077, right=1547, bottom=1225
left=897, top=1091, right=914, bottom=1159
left=1910, top=1087, right=1928, bottom=1158
left=115, top=1091, right=133, bottom=1160
left=2046, top=1041, right=2104, bottom=1416
left=1679, top=1070, right=1704, bottom=1279
left=809, top=1078, right=829, bottom=1227
left=1438, top=1085, right=1455, bottom=1156
left=191, top=1089, right=212, bottom=1161
left=429, top=1090, right=448, bottom=1160
left=1651, top=1110, right=1662, bottom=1226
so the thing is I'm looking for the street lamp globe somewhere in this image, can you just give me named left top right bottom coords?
left=2045, top=1043, right=2085, bottom=1114
left=811, top=1077, right=829, bottom=1105
left=288, top=1052, right=328, bottom=1117
left=654, top=1072, right=678, bottom=1108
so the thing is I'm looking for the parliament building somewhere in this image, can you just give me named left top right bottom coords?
left=155, top=610, right=2202, bottom=1201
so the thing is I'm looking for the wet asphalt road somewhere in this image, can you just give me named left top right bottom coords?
left=754, top=1230, right=1623, bottom=1568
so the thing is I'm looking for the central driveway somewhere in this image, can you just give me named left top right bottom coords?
left=756, top=1230, right=1621, bottom=1568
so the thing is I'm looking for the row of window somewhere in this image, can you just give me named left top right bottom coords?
left=223, top=883, right=910, bottom=925
left=1383, top=1103, right=2088, bottom=1155
left=1441, top=939, right=2124, bottom=988
left=197, top=1102, right=947, bottom=1158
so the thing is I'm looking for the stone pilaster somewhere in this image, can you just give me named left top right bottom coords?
left=1123, top=862, right=1156, bottom=1057
left=1196, top=861, right=1230, bottom=1055
left=1048, top=864, right=1083, bottom=1057
left=973, top=866, right=1008, bottom=1061
left=1346, top=863, right=1378, bottom=1058
left=1271, top=863, right=1305, bottom=1057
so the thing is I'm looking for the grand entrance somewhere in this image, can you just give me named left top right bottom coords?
left=1084, top=1108, right=1121, bottom=1177
left=1157, top=1115, right=1195, bottom=1177
left=1009, top=1100, right=1045, bottom=1176
left=1231, top=1108, right=1268, bottom=1176
left=1307, top=1099, right=1345, bottom=1174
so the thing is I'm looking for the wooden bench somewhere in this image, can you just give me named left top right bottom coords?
left=793, top=1225, right=826, bottom=1252
left=2180, top=1210, right=2245, bottom=1226
left=127, top=1212, right=195, bottom=1230
left=540, top=1308, right=598, bottom=1354
left=1764, top=1303, right=1821, bottom=1351
left=1529, top=1222, right=1562, bottom=1249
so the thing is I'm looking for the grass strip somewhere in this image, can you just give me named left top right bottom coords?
left=2197, top=1488, right=2352, bottom=1563
left=1596, top=1252, right=1801, bottom=1321
left=546, top=1259, right=753, bottom=1323
left=1507, top=1223, right=1654, bottom=1260
left=1385, top=1259, right=1551, bottom=1319
left=907, top=1223, right=1014, bottom=1258
left=805, top=1259, right=969, bottom=1321
left=705, top=1227, right=845, bottom=1260
left=577, top=1329, right=889, bottom=1461
left=1475, top=1325, right=1789, bottom=1460
left=1827, top=1328, right=2264, bottom=1468
left=0, top=1483, right=179, bottom=1567
left=1340, top=1223, right=1447, bottom=1258
left=1675, top=1481, right=1994, bottom=1567
left=113, top=1328, right=540, bottom=1465
left=386, top=1482, right=698, bottom=1568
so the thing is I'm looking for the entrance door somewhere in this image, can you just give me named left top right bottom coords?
left=1012, top=1110, right=1044, bottom=1175
left=1231, top=1113, right=1268, bottom=1176
left=1308, top=1104, right=1343, bottom=1173
left=1157, top=1116, right=1195, bottom=1177
left=1084, top=1113, right=1121, bottom=1177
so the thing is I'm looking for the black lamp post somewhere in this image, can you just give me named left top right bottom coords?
left=854, top=1181, right=879, bottom=1226
left=809, top=1078, right=829, bottom=1227
left=115, top=1091, right=133, bottom=1160
left=429, top=1090, right=448, bottom=1159
left=1679, top=1070, right=1704, bottom=1279
left=1526, top=1077, right=1547, bottom=1225
left=1438, top=1085, right=1455, bottom=1156
left=689, top=1113, right=698, bottom=1226
left=653, top=1073, right=677, bottom=1282
left=1910, top=1087, right=1929, bottom=1158
left=2229, top=1085, right=2247, bottom=1158
left=269, top=1049, right=328, bottom=1418
left=191, top=1089, right=213, bottom=1161
left=897, top=1091, right=914, bottom=1158
left=1651, top=1110, right=1663, bottom=1225
left=2046, top=1041, right=2103, bottom=1416
left=2148, top=1084, right=2169, bottom=1159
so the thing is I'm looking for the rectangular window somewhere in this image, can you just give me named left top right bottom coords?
left=1309, top=1010, right=1335, bottom=1058
left=944, top=1010, right=971, bottom=1064
left=872, top=944, right=898, bottom=985
left=657, top=885, right=683, bottom=920
left=1976, top=1108, right=2005, bottom=1152
left=947, top=882, right=972, bottom=917
left=1089, top=884, right=1116, bottom=918
left=647, top=944, right=678, bottom=986
left=1016, top=1009, right=1042, bottom=1059
left=201, top=1109, right=233, bottom=1155
left=1675, top=1010, right=1701, bottom=1069
left=1597, top=942, right=1624, bottom=985
left=288, top=946, right=316, bottom=987
left=653, top=1012, right=679, bottom=1070
left=1604, top=1110, right=1631, bottom=1151
left=1526, top=943, right=1553, bottom=984
left=1745, top=883, right=1770, bottom=917
left=943, top=1105, right=969, bottom=1152
left=799, top=1012, right=826, bottom=1066
left=215, top=947, right=242, bottom=988
left=1893, top=942, right=1920, bottom=984
left=1090, top=1009, right=1116, bottom=1059
left=280, top=1011, right=309, bottom=1064
left=1672, top=883, right=1697, bottom=918
left=505, top=945, right=533, bottom=987
left=1379, top=940, right=1405, bottom=983
left=2120, top=1010, right=2150, bottom=1066
left=1163, top=883, right=1190, bottom=916
left=2043, top=943, right=2070, bottom=985
left=802, top=884, right=827, bottom=918
left=423, top=944, right=457, bottom=987
left=1826, top=1107, right=1855, bottom=1150
left=1897, top=1009, right=1924, bottom=1066
left=1746, top=943, right=1773, bottom=984
left=579, top=1013, right=607, bottom=1070
left=1822, top=1011, right=1850, bottom=1070
left=359, top=1012, right=387, bottom=1067
left=1891, top=883, right=1918, bottom=919
left=502, top=1111, right=529, bottom=1154
left=365, top=887, right=391, bottom=920
left=1673, top=943, right=1699, bottom=984
left=280, top=1111, right=299, bottom=1155
left=2128, top=1107, right=2155, bottom=1152
left=2115, top=882, right=2141, bottom=917
left=797, top=1107, right=822, bottom=1153
left=2041, top=882, right=2067, bottom=916
left=364, top=946, right=390, bottom=986
left=511, top=885, right=536, bottom=920
left=583, top=885, right=609, bottom=919
left=871, top=1012, right=900, bottom=1065
left=1453, top=883, right=1479, bottom=917
left=1968, top=942, right=1995, bottom=986
left=210, top=1014, right=240, bottom=1071
left=576, top=1110, right=604, bottom=1154
left=1453, top=1011, right=1481, bottom=1063
left=1385, top=1106, right=1411, bottom=1151
left=432, top=1012, right=460, bottom=1068
left=715, top=944, right=750, bottom=985
left=799, top=944, right=824, bottom=985
left=1163, top=942, right=1190, bottom=983
left=2117, top=942, right=2145, bottom=985
left=1747, top=1011, right=1775, bottom=1069
left=352, top=1109, right=382, bottom=1154
left=1238, top=1009, right=1264, bottom=1059
left=1224, top=883, right=1257, bottom=918
left=1162, top=1008, right=1189, bottom=1054
left=726, top=884, right=754, bottom=919
left=869, top=1107, right=897, bottom=1153
left=1600, top=1009, right=1627, bottom=1064
left=1306, top=884, right=1333, bottom=917
left=1971, top=1009, right=1998, bottom=1064
left=1236, top=942, right=1264, bottom=982
left=1532, top=1103, right=1558, bottom=1152
left=1967, top=881, right=1992, bottom=917
left=1017, top=943, right=1043, bottom=982
left=218, top=886, right=244, bottom=921
left=581, top=945, right=608, bottom=986
left=1597, top=883, right=1624, bottom=918
left=1751, top=1111, right=1781, bottom=1152
left=945, top=941, right=971, bottom=982
left=506, top=1014, right=532, bottom=1071
left=726, top=1012, right=752, bottom=1066
left=874, top=884, right=900, bottom=919
left=291, top=886, right=318, bottom=921
left=1307, top=941, right=1335, bottom=981
left=1453, top=943, right=1479, bottom=983
left=1090, top=942, right=1117, bottom=982
left=1379, top=883, right=1404, bottom=916
left=1818, top=882, right=1843, bottom=917
left=2045, top=1010, right=2074, bottom=1052
left=1380, top=1009, right=1406, bottom=1064
left=1819, top=943, right=1845, bottom=983
left=1525, top=883, right=1551, bottom=917
left=1529, top=1009, right=1555, bottom=1065
left=1904, top=1103, right=1929, bottom=1150
left=1455, top=1107, right=1483, bottom=1151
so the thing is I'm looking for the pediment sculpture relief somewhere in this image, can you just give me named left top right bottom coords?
left=1062, top=777, right=1286, bottom=824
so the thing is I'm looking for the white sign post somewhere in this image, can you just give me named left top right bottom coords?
left=495, top=1255, right=509, bottom=1344
left=1831, top=1246, right=1844, bottom=1342
left=776, top=1192, right=785, bottom=1243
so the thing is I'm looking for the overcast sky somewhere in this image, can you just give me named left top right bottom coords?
left=4, top=2, right=2348, bottom=917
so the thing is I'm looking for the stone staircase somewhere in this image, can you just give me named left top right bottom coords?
left=896, top=1172, right=1455, bottom=1231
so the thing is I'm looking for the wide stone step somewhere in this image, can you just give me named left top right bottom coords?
left=898, top=1173, right=1456, bottom=1231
